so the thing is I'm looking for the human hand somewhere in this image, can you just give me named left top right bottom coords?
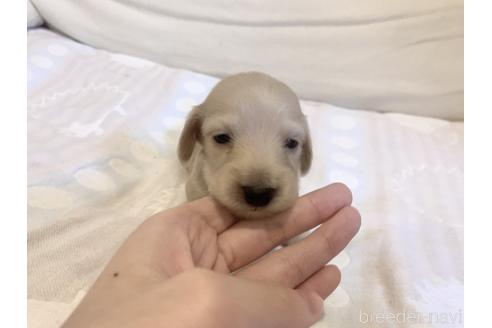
left=63, top=183, right=361, bottom=328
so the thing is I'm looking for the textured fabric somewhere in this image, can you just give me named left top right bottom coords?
left=27, top=0, right=43, bottom=28
left=31, top=0, right=463, bottom=120
left=28, top=29, right=463, bottom=328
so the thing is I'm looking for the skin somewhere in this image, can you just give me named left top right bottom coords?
left=62, top=183, right=361, bottom=328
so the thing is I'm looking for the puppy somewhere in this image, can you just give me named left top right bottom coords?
left=178, top=72, right=312, bottom=219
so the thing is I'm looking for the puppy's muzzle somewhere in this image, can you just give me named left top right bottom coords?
left=241, top=186, right=277, bottom=207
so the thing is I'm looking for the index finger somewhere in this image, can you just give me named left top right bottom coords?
left=170, top=196, right=238, bottom=233
left=217, top=183, right=352, bottom=271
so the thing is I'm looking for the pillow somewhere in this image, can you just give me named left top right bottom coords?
left=27, top=0, right=43, bottom=28
left=32, top=0, right=463, bottom=120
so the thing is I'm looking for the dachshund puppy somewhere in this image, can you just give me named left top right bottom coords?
left=178, top=72, right=312, bottom=219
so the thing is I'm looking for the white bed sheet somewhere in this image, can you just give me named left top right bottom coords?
left=28, top=28, right=464, bottom=328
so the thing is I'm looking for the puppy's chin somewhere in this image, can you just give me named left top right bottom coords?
left=229, top=206, right=280, bottom=220
left=211, top=193, right=296, bottom=220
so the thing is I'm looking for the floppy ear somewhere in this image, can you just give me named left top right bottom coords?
left=300, top=122, right=313, bottom=175
left=178, top=106, right=202, bottom=163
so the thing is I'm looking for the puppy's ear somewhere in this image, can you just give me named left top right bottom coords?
left=178, top=106, right=202, bottom=163
left=300, top=122, right=313, bottom=175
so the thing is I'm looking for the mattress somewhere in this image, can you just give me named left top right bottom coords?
left=28, top=28, right=464, bottom=327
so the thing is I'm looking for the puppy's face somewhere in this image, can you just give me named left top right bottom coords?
left=179, top=72, right=312, bottom=219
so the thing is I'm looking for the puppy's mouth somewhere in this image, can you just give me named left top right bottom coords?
left=235, top=204, right=278, bottom=219
left=212, top=191, right=294, bottom=220
left=230, top=185, right=292, bottom=219
left=209, top=178, right=297, bottom=220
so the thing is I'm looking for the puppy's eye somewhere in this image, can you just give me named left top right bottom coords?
left=213, top=133, right=231, bottom=144
left=285, top=138, right=299, bottom=149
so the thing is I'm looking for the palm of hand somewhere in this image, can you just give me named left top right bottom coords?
left=119, top=183, right=359, bottom=286
left=64, top=184, right=360, bottom=328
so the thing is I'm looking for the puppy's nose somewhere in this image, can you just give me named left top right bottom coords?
left=241, top=186, right=276, bottom=207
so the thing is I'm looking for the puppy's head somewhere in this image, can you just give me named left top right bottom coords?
left=179, top=72, right=312, bottom=219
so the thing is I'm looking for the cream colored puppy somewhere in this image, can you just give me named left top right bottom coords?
left=178, top=72, right=312, bottom=219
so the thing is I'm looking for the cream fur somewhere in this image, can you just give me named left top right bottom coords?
left=178, top=72, right=312, bottom=219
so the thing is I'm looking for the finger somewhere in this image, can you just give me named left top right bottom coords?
left=218, top=183, right=353, bottom=271
left=172, top=196, right=238, bottom=233
left=237, top=206, right=361, bottom=288
left=213, top=271, right=324, bottom=328
left=297, top=265, right=341, bottom=300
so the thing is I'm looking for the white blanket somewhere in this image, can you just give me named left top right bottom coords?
left=28, top=29, right=464, bottom=327
left=32, top=0, right=464, bottom=120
